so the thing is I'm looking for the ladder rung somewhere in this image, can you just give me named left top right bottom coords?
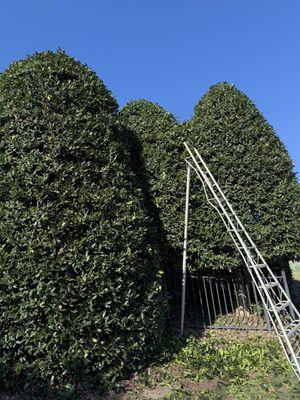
left=221, top=211, right=235, bottom=218
left=209, top=197, right=224, bottom=203
left=249, top=263, right=267, bottom=269
left=271, top=301, right=291, bottom=313
left=291, top=352, right=300, bottom=365
left=263, top=281, right=279, bottom=290
left=227, top=213, right=236, bottom=217
left=286, top=321, right=300, bottom=337
left=205, top=175, right=215, bottom=185
left=291, top=350, right=300, bottom=366
left=238, top=245, right=256, bottom=251
left=228, top=227, right=243, bottom=232
left=203, top=171, right=214, bottom=181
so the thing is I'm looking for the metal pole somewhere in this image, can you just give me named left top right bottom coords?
left=262, top=300, right=272, bottom=333
left=180, top=163, right=191, bottom=336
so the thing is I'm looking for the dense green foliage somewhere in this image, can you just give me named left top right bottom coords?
left=171, top=333, right=298, bottom=399
left=120, top=91, right=300, bottom=274
left=175, top=333, right=289, bottom=380
left=119, top=100, right=185, bottom=268
left=0, top=51, right=163, bottom=389
left=1, top=332, right=298, bottom=399
left=186, top=82, right=300, bottom=271
left=0, top=50, right=298, bottom=395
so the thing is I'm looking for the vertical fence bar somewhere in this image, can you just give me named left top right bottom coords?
left=233, top=281, right=241, bottom=325
left=227, top=281, right=234, bottom=313
left=221, top=282, right=228, bottom=314
left=186, top=274, right=193, bottom=323
left=191, top=276, right=201, bottom=325
left=262, top=302, right=272, bottom=333
left=215, top=280, right=222, bottom=316
left=180, top=164, right=191, bottom=336
left=252, top=280, right=270, bottom=331
left=209, top=278, right=217, bottom=323
left=240, top=281, right=248, bottom=325
left=197, top=276, right=205, bottom=326
left=252, top=281, right=261, bottom=315
left=220, top=281, right=231, bottom=325
left=281, top=269, right=296, bottom=319
left=245, top=283, right=255, bottom=328
left=203, top=277, right=212, bottom=326
left=246, top=284, right=252, bottom=311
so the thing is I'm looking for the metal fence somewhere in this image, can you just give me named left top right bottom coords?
left=166, top=269, right=292, bottom=333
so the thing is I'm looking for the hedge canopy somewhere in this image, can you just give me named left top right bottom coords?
left=0, top=51, right=163, bottom=388
left=186, top=82, right=300, bottom=271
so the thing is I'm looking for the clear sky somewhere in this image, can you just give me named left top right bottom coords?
left=1, top=1, right=299, bottom=175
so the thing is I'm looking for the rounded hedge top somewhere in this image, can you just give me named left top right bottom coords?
left=120, top=99, right=178, bottom=140
left=0, top=50, right=118, bottom=117
left=0, top=51, right=162, bottom=389
left=186, top=82, right=300, bottom=271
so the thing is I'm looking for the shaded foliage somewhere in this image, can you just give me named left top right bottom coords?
left=119, top=100, right=185, bottom=269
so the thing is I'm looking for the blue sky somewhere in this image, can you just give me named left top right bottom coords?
left=1, top=1, right=299, bottom=175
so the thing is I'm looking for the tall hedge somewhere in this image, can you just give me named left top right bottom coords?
left=0, top=51, right=163, bottom=389
left=186, top=82, right=300, bottom=272
left=119, top=100, right=185, bottom=268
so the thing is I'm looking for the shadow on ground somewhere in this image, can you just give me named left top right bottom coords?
left=0, top=333, right=191, bottom=400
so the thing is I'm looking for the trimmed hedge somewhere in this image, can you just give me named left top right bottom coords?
left=186, top=82, right=300, bottom=271
left=119, top=100, right=185, bottom=268
left=0, top=51, right=163, bottom=389
left=120, top=92, right=300, bottom=274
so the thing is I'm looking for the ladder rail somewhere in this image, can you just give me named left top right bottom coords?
left=186, top=142, right=300, bottom=322
left=186, top=159, right=254, bottom=269
left=187, top=156, right=293, bottom=308
left=186, top=145, right=299, bottom=316
left=193, top=146, right=260, bottom=253
left=192, top=145, right=268, bottom=266
left=185, top=145, right=262, bottom=267
left=183, top=141, right=300, bottom=380
left=192, top=147, right=299, bottom=304
left=192, top=146, right=298, bottom=308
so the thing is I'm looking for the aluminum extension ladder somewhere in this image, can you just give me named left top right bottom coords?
left=181, top=141, right=300, bottom=380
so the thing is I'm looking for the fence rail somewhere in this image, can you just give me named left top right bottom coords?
left=166, top=269, right=290, bottom=333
